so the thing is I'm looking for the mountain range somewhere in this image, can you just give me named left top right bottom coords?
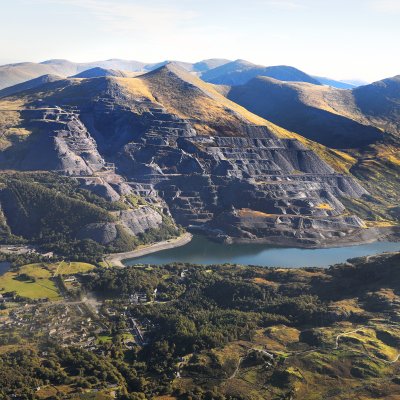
left=0, top=59, right=398, bottom=255
left=0, top=58, right=364, bottom=91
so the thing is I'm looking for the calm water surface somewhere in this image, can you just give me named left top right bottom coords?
left=0, top=261, right=11, bottom=275
left=125, top=234, right=400, bottom=268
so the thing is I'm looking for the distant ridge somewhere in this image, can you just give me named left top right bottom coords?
left=0, top=74, right=63, bottom=98
left=201, top=59, right=321, bottom=86
left=71, top=67, right=131, bottom=79
left=0, top=57, right=367, bottom=92
left=0, top=58, right=232, bottom=90
left=312, top=76, right=356, bottom=89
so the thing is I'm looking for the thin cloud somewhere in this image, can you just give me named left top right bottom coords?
left=264, top=1, right=306, bottom=10
left=34, top=0, right=237, bottom=63
left=42, top=0, right=198, bottom=34
left=369, top=0, right=400, bottom=12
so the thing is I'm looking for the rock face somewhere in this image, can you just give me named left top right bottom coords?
left=118, top=207, right=163, bottom=235
left=0, top=104, right=168, bottom=244
left=0, top=66, right=378, bottom=247
left=110, top=107, right=368, bottom=246
left=77, top=223, right=119, bottom=245
left=77, top=207, right=163, bottom=245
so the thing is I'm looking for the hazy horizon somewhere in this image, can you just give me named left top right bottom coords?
left=1, top=0, right=400, bottom=82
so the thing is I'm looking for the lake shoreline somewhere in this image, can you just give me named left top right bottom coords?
left=105, top=232, right=193, bottom=267
left=198, top=226, right=399, bottom=249
left=123, top=233, right=400, bottom=268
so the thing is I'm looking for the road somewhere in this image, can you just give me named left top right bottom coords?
left=334, top=325, right=400, bottom=364
left=105, top=232, right=193, bottom=267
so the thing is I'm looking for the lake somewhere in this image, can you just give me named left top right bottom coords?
left=125, top=234, right=400, bottom=268
left=0, top=261, right=11, bottom=275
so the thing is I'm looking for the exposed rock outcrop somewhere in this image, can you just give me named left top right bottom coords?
left=0, top=67, right=384, bottom=247
left=118, top=207, right=163, bottom=236
left=77, top=207, right=164, bottom=245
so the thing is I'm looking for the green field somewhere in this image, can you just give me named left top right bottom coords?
left=97, top=335, right=113, bottom=344
left=0, top=264, right=61, bottom=300
left=53, top=261, right=96, bottom=275
left=0, top=262, right=96, bottom=301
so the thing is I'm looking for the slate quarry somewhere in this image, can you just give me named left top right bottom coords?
left=0, top=70, right=378, bottom=247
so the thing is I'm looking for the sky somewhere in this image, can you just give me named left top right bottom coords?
left=0, top=0, right=399, bottom=82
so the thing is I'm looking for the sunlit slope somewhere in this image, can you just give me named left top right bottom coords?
left=0, top=64, right=396, bottom=242
left=0, top=64, right=359, bottom=173
left=0, top=58, right=231, bottom=91
left=225, top=74, right=400, bottom=220
left=228, top=76, right=384, bottom=148
left=139, top=64, right=356, bottom=172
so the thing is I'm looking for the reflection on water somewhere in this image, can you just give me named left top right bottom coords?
left=125, top=235, right=400, bottom=268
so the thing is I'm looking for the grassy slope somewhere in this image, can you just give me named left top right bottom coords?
left=0, top=66, right=356, bottom=174
left=1, top=253, right=400, bottom=398
left=51, top=261, right=96, bottom=275
left=227, top=76, right=384, bottom=149
left=0, top=67, right=395, bottom=232
left=0, top=261, right=95, bottom=300
left=225, top=76, right=400, bottom=223
left=0, top=264, right=61, bottom=300
left=170, top=254, right=400, bottom=399
left=137, top=65, right=354, bottom=172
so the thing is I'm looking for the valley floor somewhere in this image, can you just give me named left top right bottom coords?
left=0, top=251, right=400, bottom=399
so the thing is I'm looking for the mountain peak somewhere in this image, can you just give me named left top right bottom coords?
left=40, top=59, right=75, bottom=66
left=201, top=60, right=321, bottom=86
left=143, top=61, right=196, bottom=82
left=71, top=67, right=128, bottom=79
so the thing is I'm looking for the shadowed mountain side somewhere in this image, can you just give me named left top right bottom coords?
left=226, top=75, right=400, bottom=225
left=0, top=74, right=63, bottom=99
left=353, top=75, right=400, bottom=134
left=228, top=77, right=383, bottom=149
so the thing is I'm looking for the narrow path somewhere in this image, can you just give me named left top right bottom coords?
left=334, top=325, right=400, bottom=364
left=228, top=356, right=244, bottom=380
left=334, top=327, right=363, bottom=350
left=228, top=323, right=400, bottom=383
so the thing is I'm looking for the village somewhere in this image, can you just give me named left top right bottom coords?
left=0, top=267, right=154, bottom=352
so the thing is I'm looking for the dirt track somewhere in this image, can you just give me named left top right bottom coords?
left=105, top=232, right=193, bottom=267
